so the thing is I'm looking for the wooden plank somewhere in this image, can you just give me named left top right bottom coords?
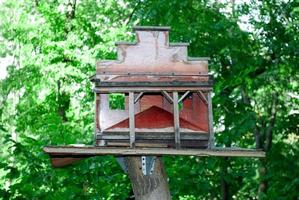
left=94, top=81, right=213, bottom=87
left=196, top=91, right=208, bottom=105
left=106, top=142, right=168, bottom=148
left=134, top=92, right=144, bottom=103
left=129, top=92, right=135, bottom=148
left=94, top=72, right=212, bottom=77
left=94, top=87, right=212, bottom=93
left=178, top=91, right=190, bottom=103
left=161, top=91, right=173, bottom=103
left=44, top=146, right=266, bottom=158
left=104, top=140, right=208, bottom=148
left=173, top=92, right=180, bottom=148
left=97, top=131, right=209, bottom=140
left=207, top=92, right=214, bottom=148
left=95, top=94, right=101, bottom=143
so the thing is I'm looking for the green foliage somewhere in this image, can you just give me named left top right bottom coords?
left=109, top=93, right=125, bottom=110
left=0, top=0, right=298, bottom=199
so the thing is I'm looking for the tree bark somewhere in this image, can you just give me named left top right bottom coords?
left=125, top=156, right=171, bottom=200
left=257, top=93, right=278, bottom=199
left=220, top=157, right=230, bottom=200
left=258, top=158, right=267, bottom=199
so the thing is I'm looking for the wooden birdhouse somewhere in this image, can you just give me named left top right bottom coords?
left=44, top=26, right=264, bottom=169
left=90, top=26, right=214, bottom=149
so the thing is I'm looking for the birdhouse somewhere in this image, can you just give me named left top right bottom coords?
left=91, top=26, right=214, bottom=149
left=44, top=26, right=265, bottom=168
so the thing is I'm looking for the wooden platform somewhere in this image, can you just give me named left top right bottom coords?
left=44, top=146, right=265, bottom=157
left=44, top=146, right=265, bottom=167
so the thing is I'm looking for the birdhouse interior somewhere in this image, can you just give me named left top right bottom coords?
left=91, top=26, right=214, bottom=149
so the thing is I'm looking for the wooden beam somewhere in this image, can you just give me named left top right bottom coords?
left=178, top=91, right=190, bottom=103
left=95, top=94, right=101, bottom=145
left=173, top=92, right=180, bottom=148
left=161, top=91, right=173, bottom=103
left=94, top=81, right=213, bottom=87
left=104, top=140, right=208, bottom=148
left=134, top=92, right=144, bottom=103
left=44, top=146, right=266, bottom=158
left=196, top=91, right=208, bottom=105
left=94, top=87, right=212, bottom=93
left=97, top=131, right=209, bottom=140
left=207, top=92, right=214, bottom=148
left=129, top=92, right=135, bottom=148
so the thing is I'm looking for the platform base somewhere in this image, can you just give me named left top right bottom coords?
left=44, top=146, right=265, bottom=168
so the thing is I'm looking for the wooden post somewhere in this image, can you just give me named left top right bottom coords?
left=95, top=93, right=102, bottom=145
left=207, top=92, right=214, bottom=148
left=173, top=92, right=180, bottom=149
left=129, top=92, right=135, bottom=148
left=125, top=156, right=171, bottom=200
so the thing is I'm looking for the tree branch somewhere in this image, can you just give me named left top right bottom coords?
left=264, top=93, right=278, bottom=151
left=64, top=0, right=77, bottom=36
left=125, top=0, right=141, bottom=25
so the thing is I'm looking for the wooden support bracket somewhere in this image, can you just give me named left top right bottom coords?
left=196, top=91, right=208, bottom=105
left=178, top=91, right=190, bottom=103
left=161, top=91, right=173, bottom=104
left=134, top=92, right=144, bottom=103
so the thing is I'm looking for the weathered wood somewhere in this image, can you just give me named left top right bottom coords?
left=95, top=94, right=101, bottom=144
left=44, top=146, right=265, bottom=158
left=97, top=131, right=209, bottom=140
left=173, top=92, right=180, bottom=148
left=161, top=91, right=173, bottom=103
left=94, top=81, right=213, bottom=87
left=93, top=72, right=212, bottom=76
left=133, top=26, right=171, bottom=31
left=207, top=92, right=214, bottom=148
left=104, top=140, right=208, bottom=148
left=178, top=91, right=190, bottom=103
left=125, top=156, right=171, bottom=200
left=134, top=92, right=144, bottom=103
left=106, top=142, right=168, bottom=148
left=94, top=87, right=212, bottom=93
left=129, top=92, right=135, bottom=148
left=196, top=90, right=208, bottom=105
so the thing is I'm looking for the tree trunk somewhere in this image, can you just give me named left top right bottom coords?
left=258, top=158, right=267, bottom=199
left=220, top=158, right=230, bottom=200
left=257, top=93, right=277, bottom=199
left=125, top=156, right=171, bottom=200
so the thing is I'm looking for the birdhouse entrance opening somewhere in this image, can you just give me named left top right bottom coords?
left=95, top=90, right=212, bottom=149
left=109, top=93, right=125, bottom=110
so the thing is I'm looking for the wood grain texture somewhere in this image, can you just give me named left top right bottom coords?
left=173, top=92, right=180, bottom=148
left=44, top=146, right=265, bottom=157
left=129, top=92, right=135, bottom=148
left=125, top=156, right=171, bottom=200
